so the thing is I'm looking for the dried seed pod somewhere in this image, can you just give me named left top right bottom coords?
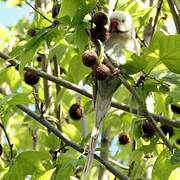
left=69, top=103, right=83, bottom=120
left=142, top=121, right=155, bottom=138
left=91, top=12, right=108, bottom=27
left=160, top=125, right=174, bottom=138
left=90, top=26, right=109, bottom=43
left=24, top=71, right=39, bottom=85
left=82, top=50, right=98, bottom=67
left=118, top=133, right=130, bottom=145
left=94, top=63, right=110, bottom=81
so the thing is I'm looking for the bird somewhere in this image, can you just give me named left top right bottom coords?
left=83, top=11, right=140, bottom=176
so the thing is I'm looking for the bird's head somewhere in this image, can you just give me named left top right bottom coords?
left=109, top=11, right=134, bottom=34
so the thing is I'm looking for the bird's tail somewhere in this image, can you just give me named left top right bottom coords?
left=83, top=93, right=112, bottom=176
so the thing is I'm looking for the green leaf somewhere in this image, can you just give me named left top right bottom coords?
left=73, top=24, right=88, bottom=52
left=68, top=54, right=90, bottom=84
left=0, top=93, right=31, bottom=107
left=149, top=33, right=180, bottom=74
left=37, top=169, right=55, bottom=180
left=59, top=0, right=81, bottom=19
left=2, top=151, right=50, bottom=180
left=122, top=53, right=148, bottom=74
left=152, top=150, right=179, bottom=180
left=170, top=149, right=180, bottom=165
left=62, top=123, right=81, bottom=142
left=43, top=133, right=60, bottom=149
left=131, top=117, right=143, bottom=141
left=48, top=40, right=67, bottom=60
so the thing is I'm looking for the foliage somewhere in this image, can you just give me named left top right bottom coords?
left=0, top=0, right=180, bottom=179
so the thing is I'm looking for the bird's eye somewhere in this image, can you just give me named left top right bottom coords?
left=121, top=19, right=125, bottom=23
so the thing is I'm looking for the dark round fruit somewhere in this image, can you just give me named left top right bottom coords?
left=69, top=103, right=83, bottom=120
left=0, top=144, right=3, bottom=156
left=171, top=104, right=180, bottom=114
left=24, top=71, right=40, bottom=85
left=52, top=4, right=60, bottom=18
left=82, top=50, right=98, bottom=67
left=37, top=54, right=46, bottom=62
left=160, top=125, right=174, bottom=138
left=94, top=64, right=110, bottom=81
left=92, top=12, right=108, bottom=26
left=142, top=121, right=155, bottom=138
left=90, top=26, right=109, bottom=43
left=176, top=138, right=180, bottom=145
left=118, top=133, right=130, bottom=145
left=27, top=28, right=36, bottom=37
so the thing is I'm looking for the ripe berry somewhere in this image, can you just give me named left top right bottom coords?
left=24, top=71, right=39, bottom=85
left=52, top=4, right=60, bottom=18
left=82, top=50, right=98, bottom=67
left=94, top=64, right=110, bottom=81
left=118, top=133, right=130, bottom=145
left=27, top=28, right=36, bottom=37
left=90, top=26, right=109, bottom=43
left=176, top=138, right=180, bottom=145
left=160, top=125, right=174, bottom=138
left=36, top=54, right=46, bottom=62
left=91, top=12, right=108, bottom=27
left=171, top=104, right=180, bottom=114
left=69, top=103, right=83, bottom=120
left=142, top=121, right=155, bottom=138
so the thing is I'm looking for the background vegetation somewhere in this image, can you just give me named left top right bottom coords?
left=0, top=0, right=180, bottom=179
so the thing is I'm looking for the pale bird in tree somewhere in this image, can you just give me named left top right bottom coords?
left=83, top=11, right=140, bottom=176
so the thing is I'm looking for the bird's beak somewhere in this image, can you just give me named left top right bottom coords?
left=109, top=20, right=118, bottom=33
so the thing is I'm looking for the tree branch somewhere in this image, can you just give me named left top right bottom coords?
left=25, top=0, right=53, bottom=24
left=150, top=0, right=163, bottom=41
left=167, top=0, right=180, bottom=33
left=16, top=104, right=129, bottom=180
left=0, top=123, right=13, bottom=165
left=0, top=51, right=180, bottom=128
left=117, top=73, right=174, bottom=153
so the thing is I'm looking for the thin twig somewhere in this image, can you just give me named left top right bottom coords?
left=52, top=55, right=61, bottom=122
left=0, top=51, right=180, bottom=128
left=0, top=123, right=13, bottom=164
left=167, top=0, right=180, bottom=33
left=25, top=1, right=53, bottom=24
left=113, top=0, right=119, bottom=11
left=150, top=0, right=163, bottom=41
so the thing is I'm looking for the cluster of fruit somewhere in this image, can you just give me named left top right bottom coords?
left=118, top=121, right=175, bottom=146
left=82, top=12, right=112, bottom=81
left=69, top=12, right=111, bottom=121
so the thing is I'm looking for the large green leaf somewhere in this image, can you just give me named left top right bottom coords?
left=68, top=54, right=90, bottom=84
left=59, top=0, right=82, bottom=19
left=148, top=33, right=180, bottom=74
left=2, top=151, right=50, bottom=180
left=152, top=150, right=179, bottom=180
left=36, top=169, right=55, bottom=180
left=0, top=93, right=32, bottom=106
